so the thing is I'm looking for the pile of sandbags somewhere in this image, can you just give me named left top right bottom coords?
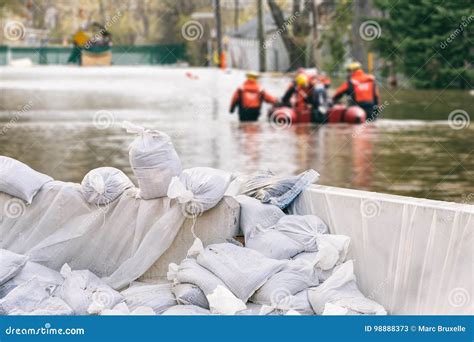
left=0, top=121, right=385, bottom=316
left=0, top=250, right=72, bottom=315
left=0, top=250, right=177, bottom=316
left=165, top=191, right=386, bottom=316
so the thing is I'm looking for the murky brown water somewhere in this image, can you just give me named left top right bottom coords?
left=0, top=67, right=472, bottom=203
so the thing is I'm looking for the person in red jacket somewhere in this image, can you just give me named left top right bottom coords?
left=332, top=62, right=380, bottom=121
left=230, top=71, right=276, bottom=122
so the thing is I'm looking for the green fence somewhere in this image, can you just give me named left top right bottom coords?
left=0, top=44, right=186, bottom=66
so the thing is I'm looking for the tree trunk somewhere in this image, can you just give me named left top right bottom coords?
left=292, top=0, right=303, bottom=36
left=267, top=0, right=304, bottom=70
left=351, top=0, right=371, bottom=69
left=257, top=0, right=266, bottom=71
left=215, top=0, right=223, bottom=65
left=310, top=0, right=319, bottom=67
left=234, top=0, right=239, bottom=31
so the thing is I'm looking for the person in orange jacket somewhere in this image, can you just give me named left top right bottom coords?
left=333, top=62, right=380, bottom=121
left=230, top=71, right=277, bottom=122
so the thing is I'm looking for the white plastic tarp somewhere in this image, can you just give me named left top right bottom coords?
left=0, top=181, right=186, bottom=290
left=290, top=185, right=474, bottom=315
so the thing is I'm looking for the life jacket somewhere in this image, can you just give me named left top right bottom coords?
left=348, top=69, right=377, bottom=104
left=238, top=80, right=264, bottom=109
left=295, top=84, right=312, bottom=112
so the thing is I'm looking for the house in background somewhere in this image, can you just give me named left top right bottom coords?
left=227, top=14, right=290, bottom=72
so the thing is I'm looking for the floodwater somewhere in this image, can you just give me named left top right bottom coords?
left=0, top=67, right=472, bottom=203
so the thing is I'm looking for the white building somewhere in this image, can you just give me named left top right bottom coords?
left=227, top=14, right=290, bottom=72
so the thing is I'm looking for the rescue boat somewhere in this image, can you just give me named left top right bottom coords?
left=268, top=104, right=367, bottom=125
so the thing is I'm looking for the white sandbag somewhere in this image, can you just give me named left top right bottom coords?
left=236, top=195, right=285, bottom=240
left=207, top=285, right=246, bottom=315
left=121, top=282, right=176, bottom=314
left=100, top=302, right=130, bottom=315
left=292, top=252, right=333, bottom=282
left=308, top=261, right=387, bottom=315
left=0, top=278, right=72, bottom=315
left=236, top=302, right=268, bottom=315
left=167, top=167, right=232, bottom=216
left=250, top=290, right=314, bottom=315
left=197, top=243, right=286, bottom=301
left=251, top=259, right=319, bottom=306
left=313, top=234, right=350, bottom=271
left=0, top=156, right=53, bottom=204
left=131, top=306, right=156, bottom=315
left=58, top=264, right=123, bottom=315
left=172, top=283, right=209, bottom=309
left=285, top=309, right=301, bottom=315
left=124, top=121, right=182, bottom=199
left=0, top=249, right=27, bottom=285
left=284, top=290, right=314, bottom=315
left=273, top=215, right=329, bottom=252
left=161, top=305, right=211, bottom=315
left=168, top=258, right=226, bottom=296
left=322, top=303, right=350, bottom=315
left=245, top=227, right=304, bottom=260
left=81, top=167, right=134, bottom=205
left=0, top=261, right=63, bottom=299
left=237, top=303, right=303, bottom=316
left=100, top=302, right=156, bottom=316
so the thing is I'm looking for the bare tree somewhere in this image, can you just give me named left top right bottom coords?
left=351, top=0, right=371, bottom=69
left=267, top=0, right=305, bottom=69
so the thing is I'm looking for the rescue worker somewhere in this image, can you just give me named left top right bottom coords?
left=332, top=62, right=380, bottom=121
left=307, top=69, right=332, bottom=123
left=67, top=29, right=89, bottom=64
left=230, top=71, right=277, bottom=122
left=281, top=72, right=312, bottom=115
